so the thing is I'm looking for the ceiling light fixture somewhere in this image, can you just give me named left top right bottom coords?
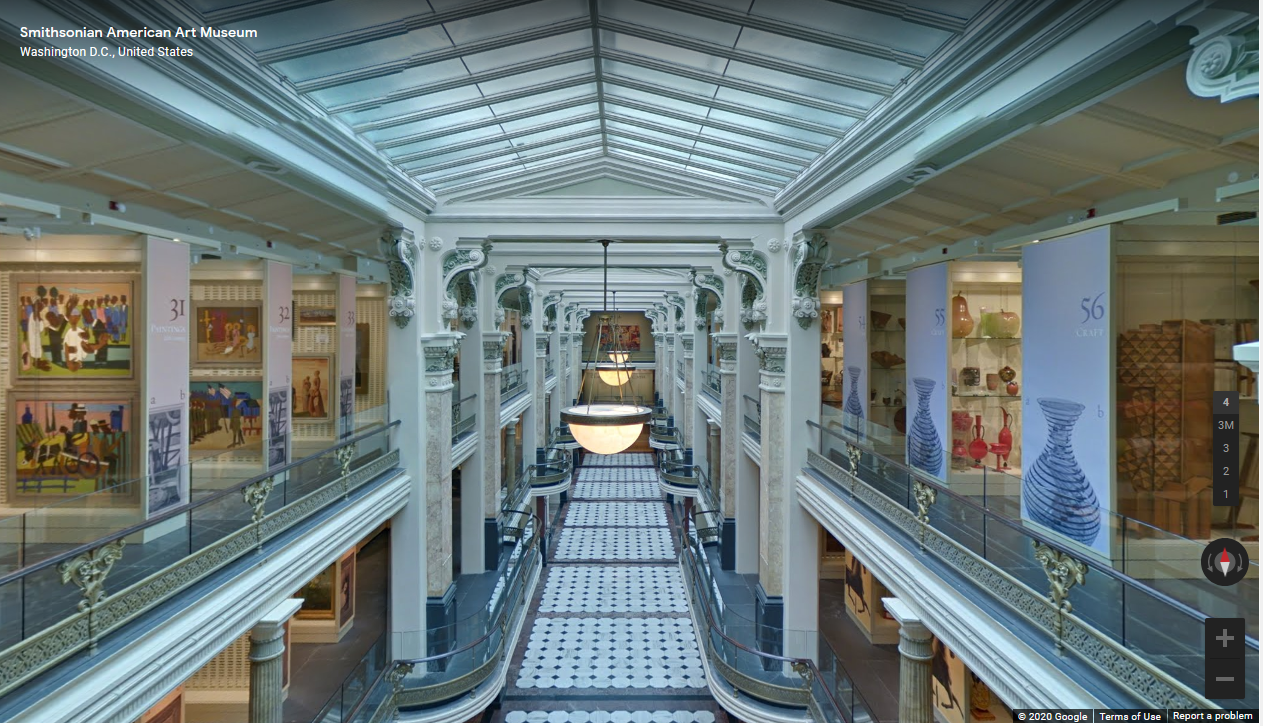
left=560, top=240, right=650, bottom=455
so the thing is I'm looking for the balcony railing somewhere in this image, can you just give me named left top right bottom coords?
left=500, top=363, right=528, bottom=401
left=545, top=357, right=555, bottom=378
left=671, top=499, right=866, bottom=722
left=345, top=513, right=541, bottom=722
left=742, top=394, right=761, bottom=442
left=703, top=364, right=721, bottom=398
left=807, top=421, right=1258, bottom=710
left=0, top=414, right=401, bottom=698
left=451, top=393, right=477, bottom=444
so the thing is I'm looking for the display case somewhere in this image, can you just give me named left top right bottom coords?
left=947, top=262, right=1023, bottom=481
left=867, top=279, right=907, bottom=454
left=820, top=303, right=844, bottom=407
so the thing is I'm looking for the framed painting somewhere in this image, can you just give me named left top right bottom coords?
left=13, top=275, right=137, bottom=380
left=354, top=323, right=370, bottom=394
left=147, top=403, right=186, bottom=516
left=189, top=379, right=264, bottom=452
left=292, top=355, right=333, bottom=421
left=337, top=550, right=356, bottom=627
left=11, top=394, right=136, bottom=499
left=191, top=303, right=263, bottom=367
left=600, top=323, right=641, bottom=351
left=296, top=563, right=335, bottom=618
left=297, top=306, right=337, bottom=326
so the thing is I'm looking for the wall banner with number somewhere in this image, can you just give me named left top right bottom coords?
left=906, top=263, right=949, bottom=480
left=842, top=280, right=869, bottom=439
left=144, top=237, right=190, bottom=517
left=265, top=261, right=292, bottom=468
left=1021, top=226, right=1113, bottom=557
left=336, top=273, right=356, bottom=439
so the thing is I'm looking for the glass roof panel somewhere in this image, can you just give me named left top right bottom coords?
left=601, top=60, right=719, bottom=98
left=401, top=140, right=515, bottom=169
left=712, top=88, right=855, bottom=130
left=748, top=0, right=954, bottom=56
left=723, top=62, right=885, bottom=109
left=488, top=82, right=600, bottom=114
left=602, top=0, right=742, bottom=46
left=522, top=147, right=606, bottom=168
left=606, top=146, right=688, bottom=171
left=602, top=85, right=712, bottom=117
left=222, top=0, right=422, bottom=53
left=412, top=152, right=526, bottom=180
left=460, top=30, right=592, bottom=73
left=688, top=140, right=804, bottom=173
left=499, top=102, right=602, bottom=132
left=475, top=59, right=595, bottom=95
left=441, top=0, right=588, bottom=45
left=337, top=85, right=487, bottom=125
left=273, top=26, right=451, bottom=83
left=603, top=103, right=703, bottom=135
left=363, top=107, right=497, bottom=144
left=605, top=119, right=694, bottom=146
left=385, top=126, right=518, bottom=158
left=599, top=30, right=728, bottom=75
left=705, top=109, right=840, bottom=146
left=512, top=119, right=603, bottom=146
left=736, top=29, right=909, bottom=86
left=310, top=58, right=471, bottom=108
left=695, top=126, right=817, bottom=160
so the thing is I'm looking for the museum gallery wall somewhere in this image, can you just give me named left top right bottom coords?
left=2, top=237, right=142, bottom=506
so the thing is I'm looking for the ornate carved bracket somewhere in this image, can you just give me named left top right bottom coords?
left=382, top=231, right=417, bottom=329
left=542, top=293, right=563, bottom=332
left=691, top=269, right=725, bottom=330
left=1033, top=542, right=1087, bottom=653
left=792, top=232, right=830, bottom=330
left=243, top=475, right=276, bottom=552
left=1183, top=12, right=1259, bottom=103
left=441, top=243, right=491, bottom=328
left=58, top=538, right=126, bottom=652
left=665, top=294, right=686, bottom=333
left=911, top=478, right=937, bottom=551
left=719, top=242, right=768, bottom=330
left=563, top=302, right=579, bottom=332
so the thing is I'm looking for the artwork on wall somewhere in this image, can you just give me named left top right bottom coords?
left=339, top=376, right=354, bottom=438
left=297, top=306, right=337, bottom=326
left=601, top=323, right=641, bottom=351
left=932, top=638, right=967, bottom=722
left=190, top=380, right=263, bottom=451
left=192, top=303, right=262, bottom=366
left=292, top=355, right=333, bottom=421
left=338, top=550, right=356, bottom=627
left=821, top=308, right=834, bottom=334
left=355, top=323, right=370, bottom=394
left=296, top=563, right=334, bottom=617
left=12, top=396, right=133, bottom=497
left=268, top=388, right=289, bottom=468
left=844, top=551, right=868, bottom=615
left=13, top=276, right=135, bottom=379
left=140, top=688, right=184, bottom=723
left=147, top=403, right=185, bottom=515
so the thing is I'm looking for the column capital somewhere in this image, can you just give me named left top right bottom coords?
left=422, top=332, right=463, bottom=392
left=535, top=336, right=549, bottom=356
left=251, top=598, right=303, bottom=648
left=679, top=332, right=695, bottom=356
left=752, top=333, right=787, bottom=392
left=882, top=597, right=933, bottom=647
left=482, top=331, right=509, bottom=373
left=714, top=333, right=739, bottom=374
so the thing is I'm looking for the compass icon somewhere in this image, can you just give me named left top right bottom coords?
left=1202, top=538, right=1250, bottom=587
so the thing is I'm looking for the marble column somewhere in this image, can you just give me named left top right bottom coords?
left=248, top=598, right=303, bottom=723
left=883, top=597, right=934, bottom=724
left=535, top=336, right=548, bottom=447
left=505, top=418, right=518, bottom=495
left=715, top=335, right=738, bottom=569
left=755, top=335, right=787, bottom=652
left=458, top=327, right=486, bottom=575
left=734, top=328, right=760, bottom=574
left=680, top=332, right=695, bottom=450
left=651, top=332, right=662, bottom=404
left=422, top=333, right=460, bottom=654
left=482, top=331, right=508, bottom=571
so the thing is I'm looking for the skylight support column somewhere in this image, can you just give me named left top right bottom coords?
left=458, top=327, right=486, bottom=575
left=481, top=329, right=508, bottom=571
left=421, top=332, right=461, bottom=658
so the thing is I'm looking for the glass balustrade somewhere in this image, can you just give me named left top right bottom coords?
left=500, top=363, right=528, bottom=400
left=742, top=394, right=761, bottom=442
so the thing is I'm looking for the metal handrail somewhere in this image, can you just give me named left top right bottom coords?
left=0, top=420, right=400, bottom=590
left=344, top=512, right=542, bottom=722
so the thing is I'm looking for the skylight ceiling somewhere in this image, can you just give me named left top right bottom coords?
left=192, top=0, right=987, bottom=197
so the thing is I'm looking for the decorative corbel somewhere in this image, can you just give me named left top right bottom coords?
left=542, top=293, right=563, bottom=332
left=1182, top=9, right=1259, bottom=103
left=563, top=302, right=579, bottom=332
left=665, top=294, right=686, bottom=333
left=382, top=230, right=417, bottom=328
left=719, top=242, right=768, bottom=330
left=493, top=271, right=525, bottom=329
left=440, top=242, right=491, bottom=328
left=791, top=232, right=830, bottom=330
left=690, top=269, right=725, bottom=330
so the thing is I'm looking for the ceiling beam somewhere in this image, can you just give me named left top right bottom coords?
left=879, top=202, right=994, bottom=237
left=391, top=112, right=602, bottom=164
left=202, top=0, right=332, bottom=25
left=950, top=165, right=1095, bottom=208
left=633, top=0, right=926, bottom=68
left=1002, top=140, right=1167, bottom=189
left=350, top=74, right=596, bottom=133
left=603, top=94, right=828, bottom=153
left=605, top=140, right=784, bottom=188
left=604, top=112, right=812, bottom=166
left=292, top=18, right=593, bottom=92
left=425, top=142, right=606, bottom=187
left=375, top=94, right=599, bottom=149
left=605, top=129, right=799, bottom=177
left=405, top=130, right=603, bottom=175
left=603, top=73, right=849, bottom=138
left=913, top=186, right=1039, bottom=225
left=254, top=0, right=539, bottom=64
left=589, top=0, right=609, bottom=156
left=596, top=17, right=895, bottom=96
left=1079, top=104, right=1259, bottom=163
left=601, top=49, right=869, bottom=118
left=820, top=0, right=969, bottom=33
left=325, top=48, right=595, bottom=114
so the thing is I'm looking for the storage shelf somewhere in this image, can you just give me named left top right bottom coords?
left=953, top=336, right=1020, bottom=343
left=954, top=393, right=1021, bottom=399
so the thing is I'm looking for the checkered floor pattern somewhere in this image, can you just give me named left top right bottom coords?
left=564, top=501, right=667, bottom=528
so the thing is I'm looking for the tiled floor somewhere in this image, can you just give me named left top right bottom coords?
left=493, top=455, right=725, bottom=723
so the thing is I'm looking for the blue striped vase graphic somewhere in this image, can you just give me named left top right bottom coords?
left=1025, top=397, right=1101, bottom=546
left=908, top=377, right=943, bottom=476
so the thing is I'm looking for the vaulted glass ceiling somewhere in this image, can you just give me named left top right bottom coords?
left=190, top=0, right=989, bottom=196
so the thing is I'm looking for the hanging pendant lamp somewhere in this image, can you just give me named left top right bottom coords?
left=560, top=240, right=651, bottom=455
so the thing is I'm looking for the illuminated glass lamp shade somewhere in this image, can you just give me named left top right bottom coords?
left=596, top=364, right=632, bottom=386
left=560, top=403, right=652, bottom=455
left=607, top=350, right=630, bottom=364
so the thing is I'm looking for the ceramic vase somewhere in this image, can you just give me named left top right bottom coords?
left=995, top=310, right=1021, bottom=338
left=843, top=365, right=865, bottom=420
left=907, top=377, right=943, bottom=475
left=968, top=415, right=989, bottom=467
left=998, top=408, right=1014, bottom=450
left=952, top=292, right=975, bottom=338
left=1025, top=398, right=1101, bottom=546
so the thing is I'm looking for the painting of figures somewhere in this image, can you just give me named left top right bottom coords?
left=14, top=277, right=135, bottom=379
left=12, top=397, right=133, bottom=496
left=190, top=380, right=263, bottom=452
left=292, top=356, right=332, bottom=421
left=600, top=323, right=641, bottom=351
left=192, top=303, right=263, bottom=366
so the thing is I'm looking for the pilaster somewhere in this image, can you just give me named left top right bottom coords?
left=421, top=333, right=461, bottom=600
left=680, top=332, right=695, bottom=450
left=883, top=598, right=935, bottom=724
left=715, top=334, right=739, bottom=568
left=481, top=331, right=508, bottom=571
left=535, top=334, right=549, bottom=447
left=755, top=334, right=787, bottom=605
left=248, top=599, right=303, bottom=724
